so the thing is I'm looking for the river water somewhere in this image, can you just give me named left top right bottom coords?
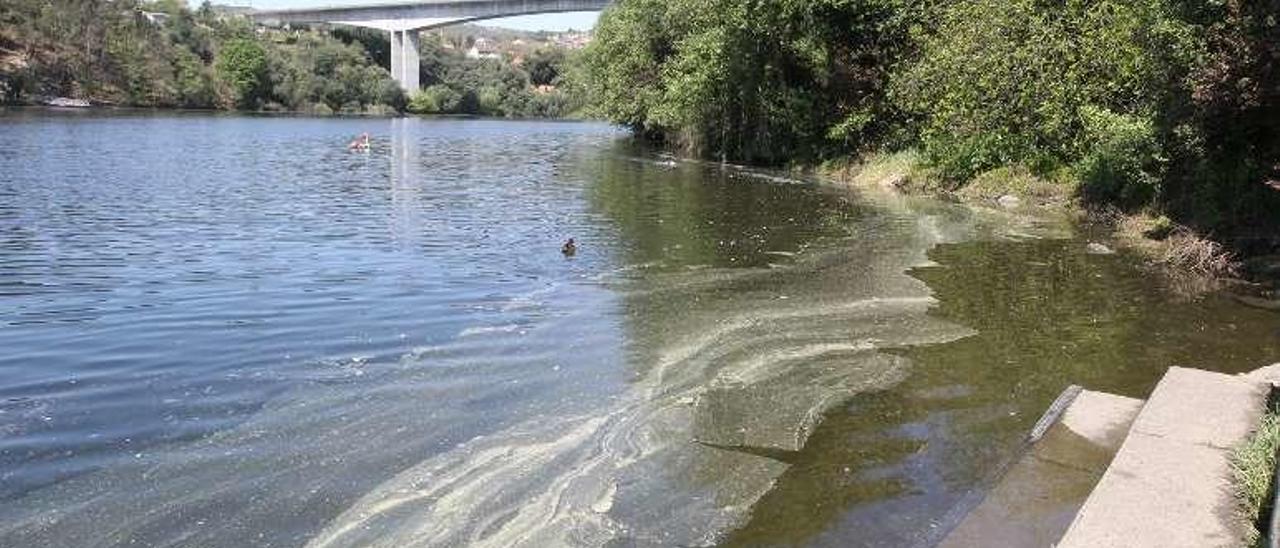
left=0, top=111, right=1276, bottom=547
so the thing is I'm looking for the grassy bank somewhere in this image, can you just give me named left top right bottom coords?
left=1232, top=398, right=1280, bottom=546
left=819, top=150, right=1248, bottom=282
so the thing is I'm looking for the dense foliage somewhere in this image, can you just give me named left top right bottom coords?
left=0, top=0, right=404, bottom=112
left=406, top=40, right=581, bottom=118
left=580, top=0, right=922, bottom=164
left=582, top=0, right=1279, bottom=243
left=894, top=0, right=1198, bottom=190
left=1170, top=0, right=1280, bottom=241
left=215, top=38, right=267, bottom=108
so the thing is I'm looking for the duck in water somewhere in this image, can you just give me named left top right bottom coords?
left=348, top=132, right=371, bottom=151
left=562, top=238, right=577, bottom=257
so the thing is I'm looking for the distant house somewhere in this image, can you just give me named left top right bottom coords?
left=139, top=11, right=170, bottom=26
left=554, top=32, right=592, bottom=50
left=466, top=38, right=500, bottom=60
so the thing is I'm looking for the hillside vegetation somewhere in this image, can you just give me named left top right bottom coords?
left=581, top=0, right=1280, bottom=254
left=0, top=0, right=405, bottom=113
left=406, top=37, right=582, bottom=118
left=0, top=0, right=584, bottom=118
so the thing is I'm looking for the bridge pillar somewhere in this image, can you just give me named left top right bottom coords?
left=403, top=30, right=421, bottom=92
left=390, top=30, right=403, bottom=90
left=388, top=29, right=421, bottom=93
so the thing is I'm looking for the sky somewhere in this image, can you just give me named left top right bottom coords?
left=234, top=1, right=601, bottom=31
left=476, top=11, right=599, bottom=32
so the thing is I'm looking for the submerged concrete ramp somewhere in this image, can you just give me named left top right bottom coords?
left=1058, top=367, right=1267, bottom=548
left=940, top=390, right=1143, bottom=548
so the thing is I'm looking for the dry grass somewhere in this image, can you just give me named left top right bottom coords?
left=1073, top=209, right=1244, bottom=298
left=957, top=164, right=1074, bottom=205
left=1112, top=213, right=1240, bottom=277
left=823, top=153, right=1077, bottom=209
left=1161, top=228, right=1241, bottom=277
left=820, top=150, right=943, bottom=193
left=826, top=152, right=1244, bottom=284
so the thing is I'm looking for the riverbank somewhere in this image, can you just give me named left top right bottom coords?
left=1, top=98, right=404, bottom=117
left=816, top=150, right=1280, bottom=297
left=2, top=1, right=585, bottom=120
left=579, top=0, right=1280, bottom=292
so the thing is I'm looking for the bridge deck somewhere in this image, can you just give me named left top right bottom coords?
left=252, top=0, right=610, bottom=30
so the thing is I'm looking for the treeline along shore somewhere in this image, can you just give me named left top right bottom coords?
left=578, top=0, right=1280, bottom=274
left=1, top=0, right=406, bottom=113
left=0, top=0, right=582, bottom=117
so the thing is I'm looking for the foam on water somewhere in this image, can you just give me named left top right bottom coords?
left=458, top=324, right=526, bottom=338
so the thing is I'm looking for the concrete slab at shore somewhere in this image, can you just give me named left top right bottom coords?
left=1057, top=367, right=1268, bottom=548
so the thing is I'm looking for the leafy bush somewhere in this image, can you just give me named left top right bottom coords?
left=581, top=0, right=921, bottom=163
left=265, top=34, right=403, bottom=112
left=409, top=84, right=463, bottom=114
left=1075, top=107, right=1165, bottom=209
left=173, top=49, right=217, bottom=108
left=477, top=87, right=504, bottom=116
left=524, top=47, right=565, bottom=87
left=1163, top=0, right=1280, bottom=238
left=215, top=39, right=268, bottom=108
left=374, top=79, right=406, bottom=111
left=893, top=0, right=1200, bottom=183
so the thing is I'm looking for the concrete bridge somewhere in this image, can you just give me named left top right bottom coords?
left=251, top=0, right=612, bottom=92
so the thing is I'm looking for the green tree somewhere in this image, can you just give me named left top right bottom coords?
left=215, top=38, right=268, bottom=108
left=580, top=0, right=922, bottom=164
left=173, top=48, right=216, bottom=108
left=1, top=0, right=406, bottom=112
left=409, top=84, right=463, bottom=114
left=525, top=47, right=565, bottom=86
left=1165, top=0, right=1280, bottom=234
left=892, top=0, right=1201, bottom=190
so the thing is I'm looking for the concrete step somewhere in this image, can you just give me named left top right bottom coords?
left=1056, top=367, right=1269, bottom=548
left=939, top=390, right=1143, bottom=548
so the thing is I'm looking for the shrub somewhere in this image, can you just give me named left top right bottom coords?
left=581, top=0, right=922, bottom=164
left=409, top=84, right=462, bottom=114
left=174, top=49, right=216, bottom=108
left=894, top=0, right=1201, bottom=186
left=477, top=87, right=504, bottom=116
left=525, top=47, right=565, bottom=87
left=1143, top=215, right=1177, bottom=240
left=375, top=79, right=406, bottom=112
left=1075, top=106, right=1165, bottom=209
left=215, top=38, right=268, bottom=108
